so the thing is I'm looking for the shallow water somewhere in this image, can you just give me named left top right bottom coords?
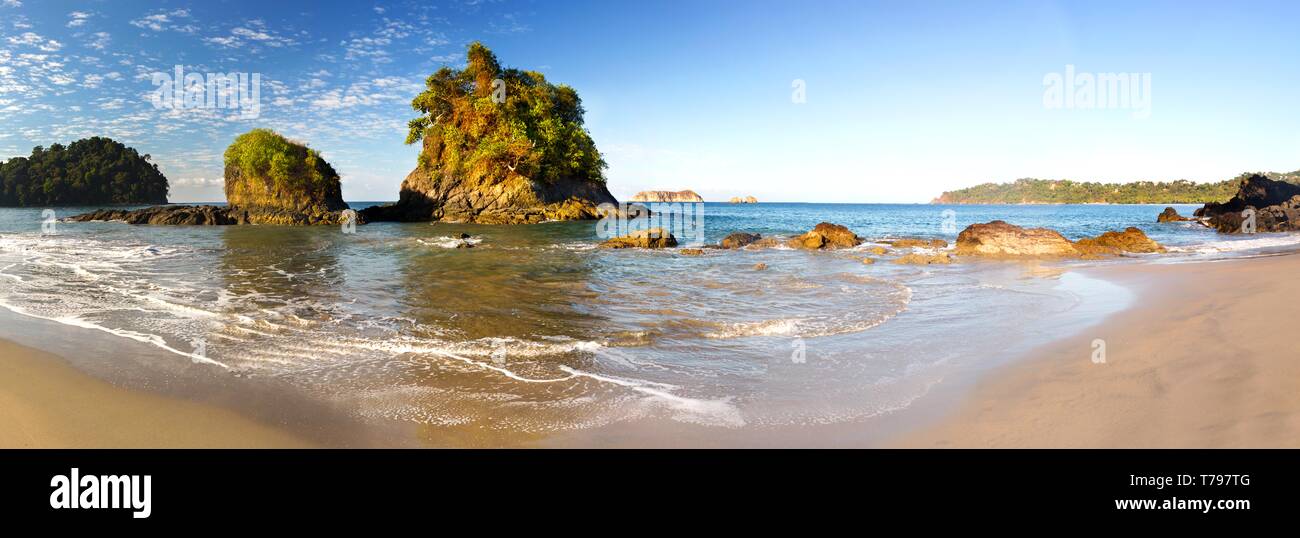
left=0, top=202, right=1295, bottom=441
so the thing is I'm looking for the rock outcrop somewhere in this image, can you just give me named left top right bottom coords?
left=1074, top=227, right=1166, bottom=256
left=599, top=228, right=677, bottom=249
left=792, top=222, right=862, bottom=250
left=68, top=205, right=241, bottom=225
left=68, top=129, right=352, bottom=226
left=955, top=221, right=1079, bottom=257
left=361, top=42, right=616, bottom=224
left=629, top=190, right=703, bottom=203
left=728, top=196, right=758, bottom=204
left=221, top=129, right=350, bottom=225
left=1193, top=174, right=1300, bottom=233
left=720, top=232, right=762, bottom=249
left=1156, top=207, right=1192, bottom=223
left=955, top=221, right=1166, bottom=258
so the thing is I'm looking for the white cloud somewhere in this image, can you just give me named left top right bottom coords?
left=205, top=19, right=297, bottom=49
left=87, top=32, right=111, bottom=50
left=2, top=0, right=23, bottom=8
left=83, top=74, right=104, bottom=88
left=7, top=32, right=63, bottom=52
left=172, top=177, right=223, bottom=187
left=130, top=9, right=193, bottom=32
left=67, top=11, right=93, bottom=28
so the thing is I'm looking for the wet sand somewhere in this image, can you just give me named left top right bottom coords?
left=0, top=338, right=315, bottom=448
left=895, top=253, right=1300, bottom=448
left=5, top=252, right=1297, bottom=448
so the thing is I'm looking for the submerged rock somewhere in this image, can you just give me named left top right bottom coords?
left=792, top=222, right=863, bottom=250
left=1156, top=207, right=1191, bottom=223
left=893, top=252, right=953, bottom=265
left=599, top=228, right=677, bottom=249
left=752, top=263, right=768, bottom=271
left=720, top=232, right=762, bottom=249
left=1194, top=174, right=1300, bottom=233
left=955, top=221, right=1079, bottom=257
left=678, top=248, right=705, bottom=256
left=745, top=237, right=785, bottom=250
left=885, top=238, right=949, bottom=249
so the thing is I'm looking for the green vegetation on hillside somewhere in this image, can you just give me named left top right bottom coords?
left=404, top=41, right=606, bottom=186
left=933, top=171, right=1300, bottom=204
left=223, top=128, right=340, bottom=195
left=0, top=137, right=169, bottom=206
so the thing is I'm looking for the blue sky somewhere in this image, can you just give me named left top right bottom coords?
left=2, top=0, right=1298, bottom=203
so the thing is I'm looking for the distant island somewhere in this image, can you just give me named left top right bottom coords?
left=0, top=137, right=168, bottom=206
left=729, top=196, right=758, bottom=204
left=932, top=172, right=1300, bottom=205
left=629, top=190, right=703, bottom=202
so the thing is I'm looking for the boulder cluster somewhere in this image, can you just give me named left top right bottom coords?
left=595, top=220, right=1166, bottom=264
left=1192, top=174, right=1300, bottom=233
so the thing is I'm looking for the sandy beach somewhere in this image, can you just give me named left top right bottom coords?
left=0, top=338, right=315, bottom=448
left=896, top=253, right=1300, bottom=448
left=3, top=237, right=1298, bottom=448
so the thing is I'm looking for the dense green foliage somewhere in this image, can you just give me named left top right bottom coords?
left=0, top=137, right=168, bottom=206
left=223, top=128, right=339, bottom=194
left=934, top=171, right=1300, bottom=204
left=405, top=42, right=606, bottom=185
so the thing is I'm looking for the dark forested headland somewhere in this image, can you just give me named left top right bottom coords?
left=932, top=172, right=1300, bottom=205
left=0, top=137, right=169, bottom=206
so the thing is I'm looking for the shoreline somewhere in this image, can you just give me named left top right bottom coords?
left=0, top=337, right=315, bottom=448
left=3, top=241, right=1296, bottom=447
left=893, top=252, right=1300, bottom=448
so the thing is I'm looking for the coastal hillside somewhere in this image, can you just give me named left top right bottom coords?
left=363, top=42, right=616, bottom=224
left=932, top=172, right=1300, bottom=204
left=0, top=137, right=168, bottom=206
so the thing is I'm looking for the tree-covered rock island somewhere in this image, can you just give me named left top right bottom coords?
left=70, top=129, right=351, bottom=225
left=362, top=42, right=617, bottom=224
left=0, top=137, right=169, bottom=206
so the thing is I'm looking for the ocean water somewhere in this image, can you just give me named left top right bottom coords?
left=1, top=202, right=1296, bottom=440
